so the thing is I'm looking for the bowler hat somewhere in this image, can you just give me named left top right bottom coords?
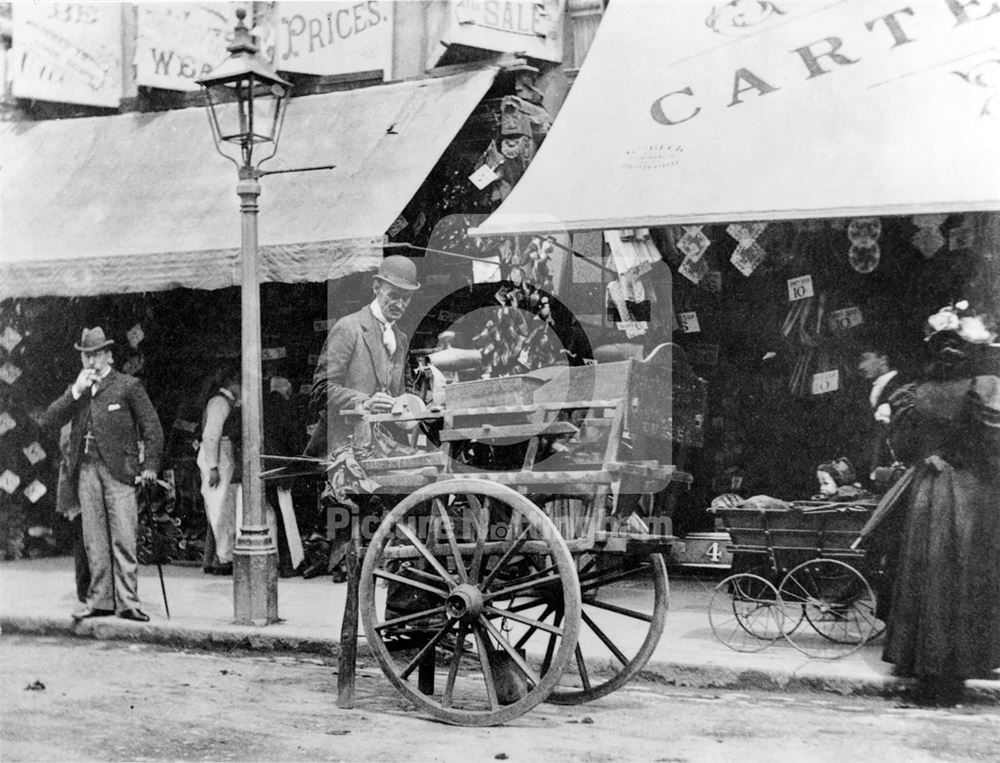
left=74, top=327, right=115, bottom=352
left=373, top=256, right=420, bottom=291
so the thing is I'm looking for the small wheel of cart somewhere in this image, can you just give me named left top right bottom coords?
left=546, top=550, right=669, bottom=704
left=359, top=478, right=581, bottom=726
left=708, top=573, right=786, bottom=652
left=777, top=558, right=883, bottom=658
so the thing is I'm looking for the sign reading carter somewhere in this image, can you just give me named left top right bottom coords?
left=135, top=3, right=233, bottom=92
left=447, top=0, right=565, bottom=62
left=273, top=1, right=393, bottom=76
left=472, top=0, right=1000, bottom=236
left=12, top=2, right=122, bottom=107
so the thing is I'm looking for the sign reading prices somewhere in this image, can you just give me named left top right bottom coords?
left=272, top=1, right=393, bottom=77
left=12, top=3, right=123, bottom=107
left=135, top=4, right=232, bottom=92
left=447, top=0, right=565, bottom=62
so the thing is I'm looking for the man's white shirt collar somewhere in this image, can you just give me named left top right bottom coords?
left=870, top=369, right=898, bottom=409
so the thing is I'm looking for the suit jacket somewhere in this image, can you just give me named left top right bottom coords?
left=868, top=371, right=908, bottom=478
left=304, top=305, right=408, bottom=456
left=42, top=369, right=164, bottom=486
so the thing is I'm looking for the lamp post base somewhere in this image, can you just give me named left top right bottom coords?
left=233, top=525, right=278, bottom=626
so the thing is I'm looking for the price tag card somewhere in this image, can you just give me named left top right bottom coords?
left=22, top=442, right=46, bottom=466
left=787, top=275, right=815, bottom=302
left=0, top=362, right=22, bottom=386
left=469, top=163, right=500, bottom=190
left=313, top=319, right=335, bottom=332
left=23, top=479, right=47, bottom=504
left=828, top=306, right=864, bottom=331
left=811, top=369, right=840, bottom=395
left=0, top=469, right=20, bottom=495
left=678, top=254, right=709, bottom=284
left=678, top=311, right=701, bottom=333
left=1, top=326, right=23, bottom=353
left=731, top=241, right=766, bottom=277
left=0, top=411, right=16, bottom=436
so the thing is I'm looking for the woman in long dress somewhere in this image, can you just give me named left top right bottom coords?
left=883, top=303, right=1000, bottom=703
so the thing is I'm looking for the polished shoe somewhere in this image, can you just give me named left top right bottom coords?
left=71, top=606, right=114, bottom=621
left=118, top=609, right=150, bottom=622
left=330, top=567, right=348, bottom=584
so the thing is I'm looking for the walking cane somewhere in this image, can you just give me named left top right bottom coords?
left=139, top=481, right=171, bottom=619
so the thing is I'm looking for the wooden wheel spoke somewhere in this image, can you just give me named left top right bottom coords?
left=540, top=609, right=563, bottom=676
left=513, top=603, right=554, bottom=650
left=373, top=568, right=449, bottom=599
left=480, top=615, right=541, bottom=687
left=574, top=644, right=591, bottom=691
left=376, top=605, right=448, bottom=631
left=441, top=622, right=469, bottom=709
left=473, top=625, right=500, bottom=711
left=483, top=606, right=564, bottom=637
left=577, top=563, right=647, bottom=592
left=396, top=522, right=457, bottom=587
left=468, top=499, right=489, bottom=585
left=484, top=570, right=562, bottom=602
left=479, top=525, right=532, bottom=591
left=582, top=598, right=654, bottom=623
left=434, top=498, right=468, bottom=584
left=581, top=610, right=629, bottom=666
left=399, top=621, right=454, bottom=680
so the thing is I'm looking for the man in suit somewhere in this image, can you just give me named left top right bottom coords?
left=304, top=256, right=420, bottom=579
left=42, top=327, right=164, bottom=622
left=857, top=340, right=908, bottom=488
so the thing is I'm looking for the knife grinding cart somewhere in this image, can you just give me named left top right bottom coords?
left=337, top=342, right=705, bottom=726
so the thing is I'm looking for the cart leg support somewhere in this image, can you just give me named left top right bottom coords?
left=337, top=515, right=362, bottom=709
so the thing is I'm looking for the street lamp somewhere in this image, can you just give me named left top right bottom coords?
left=197, top=8, right=291, bottom=625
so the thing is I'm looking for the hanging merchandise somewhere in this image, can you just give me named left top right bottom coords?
left=675, top=225, right=712, bottom=284
left=911, top=214, right=948, bottom=259
left=847, top=217, right=882, bottom=273
left=727, top=222, right=769, bottom=277
left=782, top=293, right=847, bottom=398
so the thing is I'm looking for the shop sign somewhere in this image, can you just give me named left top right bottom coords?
left=811, top=369, right=840, bottom=395
left=135, top=4, right=231, bottom=92
left=446, top=0, right=565, bottom=63
left=828, top=306, right=864, bottom=331
left=12, top=2, right=123, bottom=107
left=272, top=1, right=393, bottom=77
left=787, top=275, right=814, bottom=302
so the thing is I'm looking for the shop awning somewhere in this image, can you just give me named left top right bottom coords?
left=471, top=0, right=1000, bottom=237
left=0, top=66, right=499, bottom=299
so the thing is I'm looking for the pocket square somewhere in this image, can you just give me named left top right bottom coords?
left=108, top=403, right=122, bottom=411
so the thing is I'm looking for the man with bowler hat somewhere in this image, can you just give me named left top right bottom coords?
left=304, top=256, right=420, bottom=579
left=42, top=327, right=164, bottom=621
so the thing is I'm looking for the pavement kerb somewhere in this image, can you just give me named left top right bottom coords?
left=5, top=612, right=998, bottom=704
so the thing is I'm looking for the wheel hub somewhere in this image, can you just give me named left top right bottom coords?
left=445, top=584, right=484, bottom=622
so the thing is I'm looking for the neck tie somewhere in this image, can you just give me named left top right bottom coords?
left=381, top=321, right=396, bottom=356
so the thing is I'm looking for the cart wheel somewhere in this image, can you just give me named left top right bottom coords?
left=359, top=479, right=581, bottom=726
left=778, top=558, right=883, bottom=659
left=708, top=573, right=785, bottom=652
left=538, top=551, right=668, bottom=704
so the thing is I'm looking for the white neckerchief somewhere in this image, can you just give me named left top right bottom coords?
left=370, top=300, right=396, bottom=356
left=869, top=369, right=898, bottom=409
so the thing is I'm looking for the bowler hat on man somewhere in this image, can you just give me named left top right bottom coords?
left=74, top=327, right=115, bottom=352
left=373, top=256, right=420, bottom=291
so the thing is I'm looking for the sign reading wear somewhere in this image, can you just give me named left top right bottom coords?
left=135, top=4, right=232, bottom=92
left=12, top=2, right=123, bottom=107
left=472, top=0, right=1000, bottom=236
left=272, top=1, right=393, bottom=76
left=446, top=0, right=565, bottom=62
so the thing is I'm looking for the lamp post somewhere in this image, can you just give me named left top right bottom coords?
left=197, top=9, right=291, bottom=625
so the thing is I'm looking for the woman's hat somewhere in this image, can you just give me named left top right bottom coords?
left=373, top=256, right=420, bottom=291
left=74, top=327, right=115, bottom=352
left=925, top=300, right=997, bottom=345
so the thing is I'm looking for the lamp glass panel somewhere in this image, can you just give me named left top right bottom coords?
left=206, top=81, right=251, bottom=144
left=249, top=82, right=288, bottom=144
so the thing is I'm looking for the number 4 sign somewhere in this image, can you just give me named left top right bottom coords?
left=787, top=275, right=814, bottom=302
